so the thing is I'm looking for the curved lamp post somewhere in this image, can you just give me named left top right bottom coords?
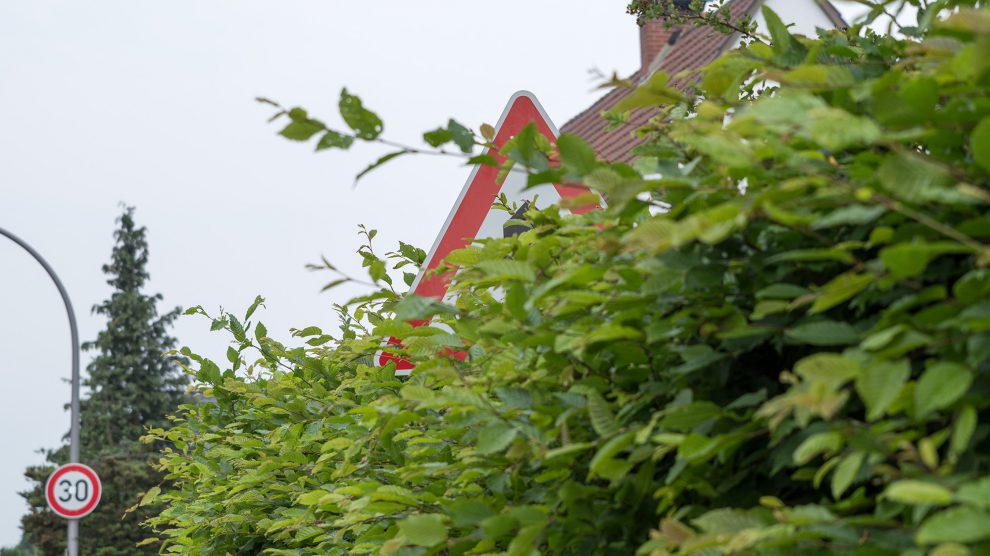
left=0, top=227, right=81, bottom=556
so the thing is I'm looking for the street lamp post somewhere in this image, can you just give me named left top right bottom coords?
left=0, top=227, right=81, bottom=556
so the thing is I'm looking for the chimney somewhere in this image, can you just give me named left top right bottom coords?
left=639, top=0, right=696, bottom=72
left=639, top=18, right=674, bottom=71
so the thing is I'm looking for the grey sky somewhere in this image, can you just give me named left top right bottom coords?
left=0, top=0, right=867, bottom=546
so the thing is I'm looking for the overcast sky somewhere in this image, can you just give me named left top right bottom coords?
left=0, top=0, right=865, bottom=546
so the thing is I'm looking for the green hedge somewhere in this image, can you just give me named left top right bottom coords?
left=144, top=4, right=990, bottom=555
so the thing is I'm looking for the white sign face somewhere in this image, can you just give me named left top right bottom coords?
left=45, top=463, right=102, bottom=519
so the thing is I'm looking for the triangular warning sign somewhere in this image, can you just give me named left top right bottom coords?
left=377, top=91, right=594, bottom=372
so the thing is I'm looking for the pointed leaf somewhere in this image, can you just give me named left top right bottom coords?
left=884, top=480, right=954, bottom=505
left=587, top=390, right=620, bottom=437
left=397, top=514, right=448, bottom=547
left=915, top=362, right=972, bottom=419
left=856, top=359, right=910, bottom=421
left=916, top=507, right=990, bottom=544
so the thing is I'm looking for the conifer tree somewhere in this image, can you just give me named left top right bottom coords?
left=78, top=207, right=186, bottom=452
left=19, top=207, right=186, bottom=555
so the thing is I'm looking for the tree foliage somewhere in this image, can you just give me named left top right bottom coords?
left=147, top=2, right=990, bottom=554
left=0, top=538, right=38, bottom=556
left=20, top=208, right=187, bottom=555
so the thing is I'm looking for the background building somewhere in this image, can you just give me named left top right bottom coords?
left=562, top=0, right=846, bottom=160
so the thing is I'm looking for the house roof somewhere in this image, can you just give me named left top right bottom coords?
left=560, top=0, right=846, bottom=162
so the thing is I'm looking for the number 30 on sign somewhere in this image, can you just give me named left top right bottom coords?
left=45, top=463, right=101, bottom=519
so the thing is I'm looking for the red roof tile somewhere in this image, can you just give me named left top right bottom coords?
left=561, top=0, right=843, bottom=162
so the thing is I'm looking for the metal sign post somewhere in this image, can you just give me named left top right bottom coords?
left=0, top=227, right=82, bottom=556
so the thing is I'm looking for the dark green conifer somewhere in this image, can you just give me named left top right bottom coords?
left=18, top=207, right=186, bottom=555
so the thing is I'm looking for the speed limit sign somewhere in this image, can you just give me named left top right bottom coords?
left=45, top=463, right=101, bottom=519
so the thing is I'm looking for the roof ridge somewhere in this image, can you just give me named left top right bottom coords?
left=815, top=0, right=848, bottom=28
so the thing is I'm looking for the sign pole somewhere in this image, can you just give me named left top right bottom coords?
left=0, top=227, right=81, bottom=556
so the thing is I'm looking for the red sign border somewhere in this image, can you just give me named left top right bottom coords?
left=376, top=90, right=594, bottom=372
left=45, top=463, right=102, bottom=519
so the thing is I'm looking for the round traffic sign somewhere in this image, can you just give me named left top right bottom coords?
left=45, top=463, right=101, bottom=519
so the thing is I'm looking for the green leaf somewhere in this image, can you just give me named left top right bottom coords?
left=228, top=315, right=246, bottom=342
left=809, top=272, right=874, bottom=314
left=766, top=248, right=855, bottom=265
left=467, top=153, right=498, bottom=166
left=957, top=477, right=990, bottom=509
left=557, top=133, right=597, bottom=178
left=320, top=278, right=349, bottom=292
left=297, top=489, right=330, bottom=506
left=476, top=260, right=536, bottom=282
left=802, top=106, right=882, bottom=151
left=856, top=359, right=910, bottom=421
left=831, top=451, right=864, bottom=499
left=397, top=514, right=448, bottom=547
left=423, top=127, right=452, bottom=147
left=672, top=345, right=727, bottom=375
left=881, top=241, right=973, bottom=280
left=448, top=499, right=494, bottom=527
left=812, top=205, right=886, bottom=229
left=587, top=390, right=619, bottom=437
left=786, top=321, right=859, bottom=346
left=355, top=150, right=409, bottom=184
left=584, top=324, right=643, bottom=345
left=544, top=442, right=594, bottom=460
left=338, top=88, right=383, bottom=140
left=861, top=325, right=905, bottom=351
left=447, top=119, right=475, bottom=153
left=296, top=326, right=321, bottom=337
left=476, top=424, right=518, bottom=455
left=588, top=432, right=634, bottom=480
left=316, top=129, right=355, bottom=151
left=793, top=431, right=844, bottom=465
left=507, top=523, right=546, bottom=556
left=756, top=283, right=809, bottom=300
left=583, top=168, right=645, bottom=208
left=245, top=295, right=265, bottom=320
left=393, top=295, right=456, bottom=321
left=916, top=507, right=990, bottom=545
left=874, top=75, right=938, bottom=127
left=751, top=300, right=790, bottom=320
left=612, top=71, right=683, bottom=112
left=693, top=509, right=767, bottom=534
left=783, top=505, right=836, bottom=525
left=481, top=514, right=518, bottom=541
left=703, top=54, right=762, bottom=100
left=914, top=362, right=973, bottom=419
left=878, top=152, right=971, bottom=205
left=495, top=386, right=532, bottom=409
left=953, top=269, right=990, bottom=304
left=950, top=405, right=977, bottom=457
left=660, top=402, right=722, bottom=432
left=280, top=120, right=324, bottom=141
left=884, top=480, right=954, bottom=505
left=505, top=123, right=550, bottom=171
left=139, top=486, right=161, bottom=507
left=761, top=5, right=807, bottom=65
left=971, top=117, right=990, bottom=172
left=776, top=64, right=855, bottom=89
